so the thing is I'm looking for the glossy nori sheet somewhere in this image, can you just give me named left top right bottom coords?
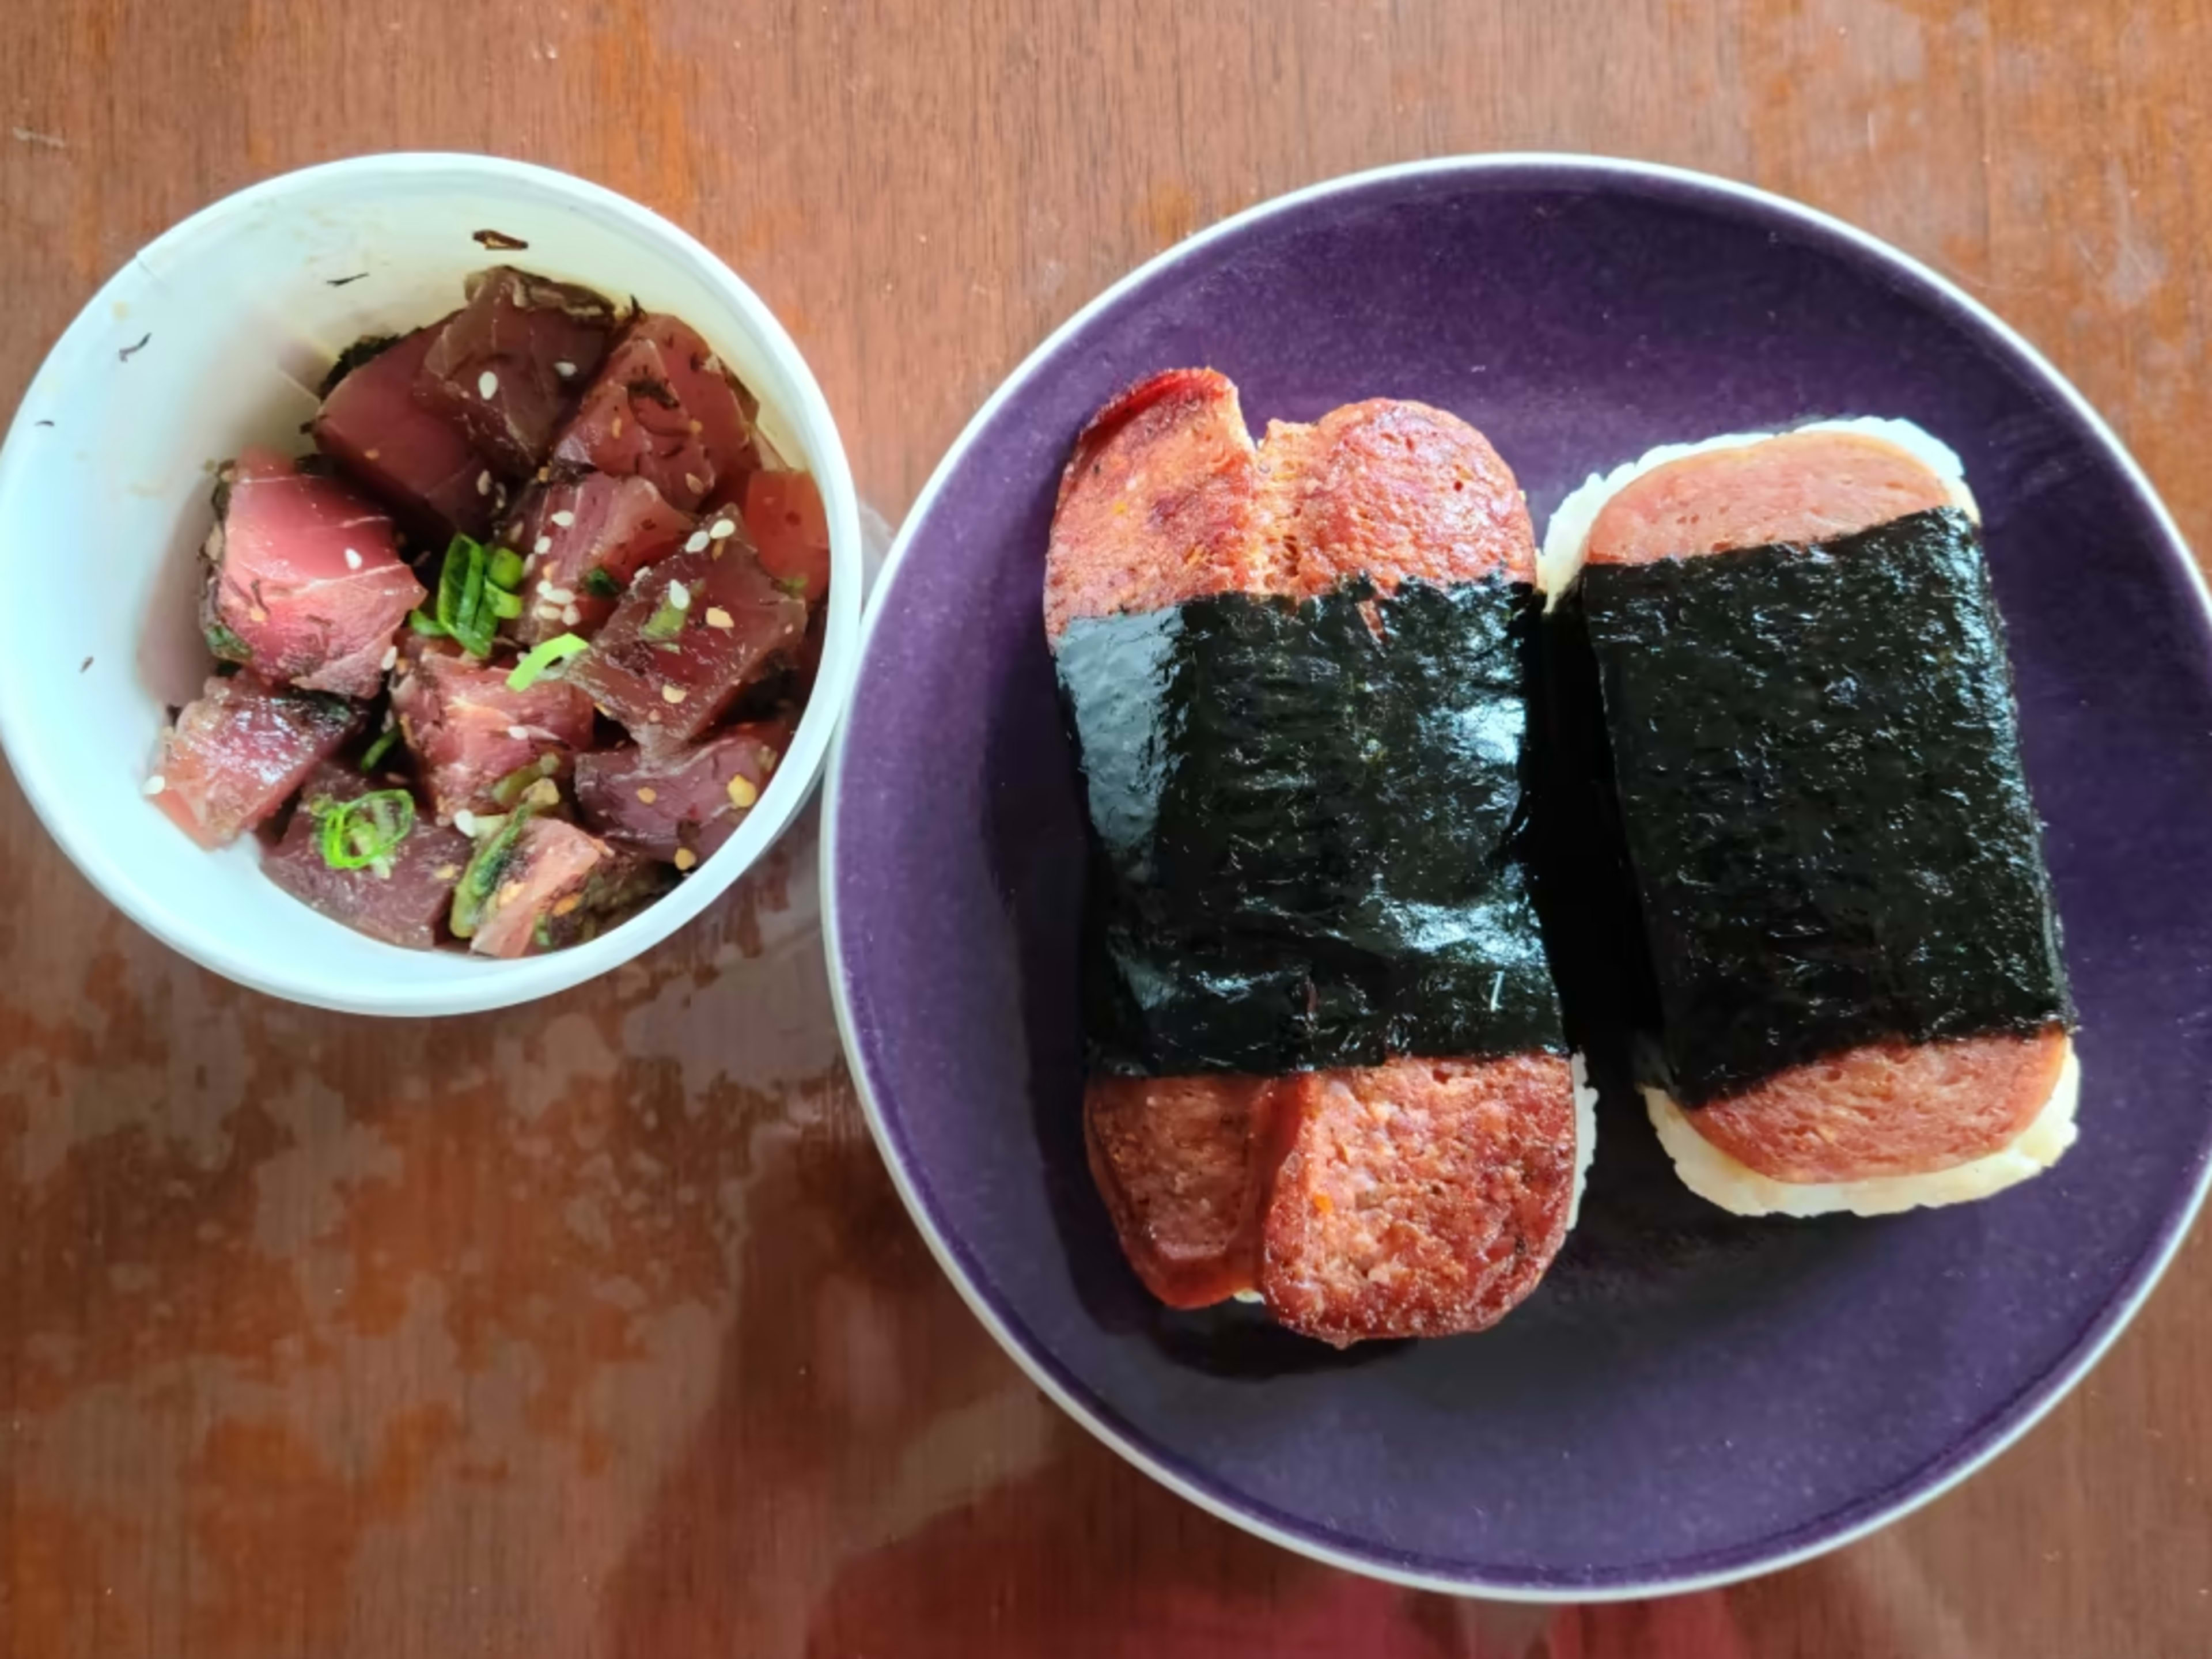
left=1578, top=507, right=2073, bottom=1105
left=1056, top=576, right=1563, bottom=1077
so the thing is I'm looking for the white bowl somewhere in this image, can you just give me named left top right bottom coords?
left=0, top=153, right=862, bottom=1014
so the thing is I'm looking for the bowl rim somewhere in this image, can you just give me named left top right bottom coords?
left=0, top=150, right=862, bottom=1015
left=822, top=151, right=2212, bottom=1600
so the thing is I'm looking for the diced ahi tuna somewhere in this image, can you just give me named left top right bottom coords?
left=565, top=544, right=806, bottom=749
left=416, top=267, right=620, bottom=476
left=506, top=474, right=694, bottom=644
left=314, top=323, right=504, bottom=541
left=574, top=721, right=789, bottom=864
left=389, top=649, right=597, bottom=822
left=550, top=314, right=760, bottom=512
left=149, top=672, right=363, bottom=848
left=741, top=470, right=831, bottom=606
left=452, top=813, right=667, bottom=958
left=202, top=449, right=425, bottom=698
left=262, top=762, right=473, bottom=949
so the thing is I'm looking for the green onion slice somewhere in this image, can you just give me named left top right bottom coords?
left=435, top=534, right=497, bottom=657
left=581, top=567, right=622, bottom=599
left=316, top=789, right=415, bottom=872
left=359, top=726, right=401, bottom=771
left=488, top=546, right=527, bottom=590
left=639, top=595, right=687, bottom=640
left=506, top=633, right=589, bottom=691
left=488, top=587, right=524, bottom=619
left=407, top=608, right=447, bottom=637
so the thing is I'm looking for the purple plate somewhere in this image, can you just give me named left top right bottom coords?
left=822, top=157, right=2212, bottom=1597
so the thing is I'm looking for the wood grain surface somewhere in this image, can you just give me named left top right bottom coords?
left=3, top=2, right=2209, bottom=1654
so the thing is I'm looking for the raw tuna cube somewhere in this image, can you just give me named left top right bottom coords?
left=565, top=544, right=806, bottom=749
left=389, top=649, right=597, bottom=822
left=262, top=762, right=474, bottom=949
left=202, top=449, right=425, bottom=698
left=313, top=323, right=505, bottom=540
left=452, top=814, right=667, bottom=958
left=574, top=721, right=789, bottom=865
left=550, top=314, right=759, bottom=512
left=740, top=469, right=831, bottom=606
left=148, top=672, right=363, bottom=848
left=506, top=474, right=693, bottom=644
left=416, top=267, right=620, bottom=476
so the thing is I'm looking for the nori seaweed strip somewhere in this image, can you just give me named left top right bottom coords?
left=1578, top=506, right=2073, bottom=1105
left=1057, top=574, right=1563, bottom=1077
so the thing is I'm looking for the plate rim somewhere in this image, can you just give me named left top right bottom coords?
left=820, top=151, right=2212, bottom=1600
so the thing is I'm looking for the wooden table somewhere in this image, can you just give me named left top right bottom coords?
left=3, top=2, right=2207, bottom=1653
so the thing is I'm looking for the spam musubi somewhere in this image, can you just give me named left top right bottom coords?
left=1046, top=369, right=1590, bottom=1345
left=1543, top=422, right=2077, bottom=1217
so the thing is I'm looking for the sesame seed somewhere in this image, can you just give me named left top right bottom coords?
left=636, top=786, right=657, bottom=804
left=666, top=580, right=691, bottom=611
left=380, top=645, right=398, bottom=671
left=478, top=369, right=499, bottom=399
left=552, top=893, right=581, bottom=915
left=248, top=605, right=268, bottom=623
left=477, top=471, right=492, bottom=496
left=364, top=447, right=382, bottom=461
left=142, top=774, right=166, bottom=796
left=433, top=864, right=460, bottom=881
left=535, top=536, right=553, bottom=555
left=550, top=510, right=575, bottom=528
left=544, top=586, right=575, bottom=604
left=562, top=604, right=581, bottom=626
left=684, top=473, right=703, bottom=496
left=555, top=360, right=577, bottom=378
left=522, top=778, right=561, bottom=809
left=726, top=774, right=758, bottom=809
left=535, top=604, right=562, bottom=620
left=660, top=684, right=687, bottom=704
left=495, top=879, right=524, bottom=906
left=673, top=848, right=698, bottom=871
left=344, top=547, right=363, bottom=570
left=537, top=753, right=560, bottom=775
left=683, top=531, right=709, bottom=554
left=687, top=419, right=703, bottom=435
left=453, top=810, right=478, bottom=836
left=704, top=607, right=733, bottom=630
left=761, top=752, right=778, bottom=775
left=507, top=724, right=530, bottom=740
left=609, top=415, right=623, bottom=438
left=709, top=518, right=737, bottom=540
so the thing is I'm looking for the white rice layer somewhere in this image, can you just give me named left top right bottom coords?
left=1645, top=1040, right=2080, bottom=1219
left=1567, top=1051, right=1599, bottom=1232
left=1537, top=416, right=1979, bottom=601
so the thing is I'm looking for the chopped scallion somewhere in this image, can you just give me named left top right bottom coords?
left=506, top=632, right=589, bottom=691
left=434, top=534, right=497, bottom=657
left=488, top=546, right=526, bottom=589
left=581, top=567, right=622, bottom=599
left=408, top=609, right=447, bottom=637
left=316, top=789, right=415, bottom=872
left=488, top=587, right=524, bottom=620
left=359, top=726, right=401, bottom=771
left=640, top=594, right=688, bottom=640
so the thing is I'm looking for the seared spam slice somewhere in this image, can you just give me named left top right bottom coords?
left=416, top=267, right=620, bottom=476
left=313, top=324, right=503, bottom=540
left=202, top=450, right=425, bottom=698
left=565, top=544, right=806, bottom=749
left=389, top=648, right=597, bottom=823
left=551, top=314, right=759, bottom=512
left=507, top=473, right=694, bottom=644
left=149, top=672, right=363, bottom=848
left=262, top=761, right=473, bottom=949
left=451, top=813, right=667, bottom=958
left=573, top=721, right=787, bottom=865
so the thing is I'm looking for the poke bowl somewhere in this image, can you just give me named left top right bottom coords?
left=0, top=153, right=861, bottom=1014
